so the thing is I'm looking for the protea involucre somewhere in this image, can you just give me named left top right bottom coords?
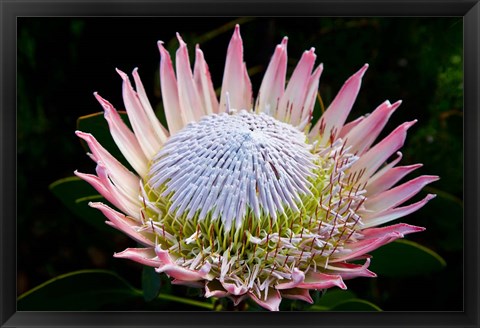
left=75, top=25, right=438, bottom=311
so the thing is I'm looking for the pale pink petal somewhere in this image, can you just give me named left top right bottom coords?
left=297, top=272, right=347, bottom=290
left=361, top=223, right=425, bottom=240
left=310, top=64, right=369, bottom=145
left=366, top=151, right=404, bottom=186
left=158, top=41, right=187, bottom=134
left=221, top=281, right=248, bottom=296
left=326, top=258, right=377, bottom=280
left=113, top=247, right=161, bottom=267
left=344, top=100, right=401, bottom=155
left=338, top=225, right=425, bottom=264
left=156, top=264, right=208, bottom=282
left=249, top=288, right=282, bottom=311
left=205, top=280, right=229, bottom=298
left=242, top=62, right=253, bottom=109
left=280, top=288, right=313, bottom=303
left=366, top=164, right=423, bottom=196
left=349, top=120, right=417, bottom=184
left=75, top=131, right=139, bottom=197
left=116, top=68, right=163, bottom=159
left=331, top=233, right=402, bottom=263
left=219, top=25, right=253, bottom=112
left=194, top=45, right=219, bottom=114
left=338, top=115, right=365, bottom=139
left=94, top=93, right=148, bottom=176
left=277, top=48, right=316, bottom=123
left=255, top=37, right=288, bottom=116
left=275, top=268, right=305, bottom=290
left=132, top=68, right=170, bottom=143
left=89, top=202, right=153, bottom=246
left=365, top=175, right=439, bottom=212
left=228, top=294, right=249, bottom=306
left=75, top=164, right=138, bottom=218
left=94, top=163, right=140, bottom=217
left=295, top=63, right=324, bottom=129
left=74, top=170, right=111, bottom=201
left=154, top=246, right=211, bottom=281
left=171, top=279, right=204, bottom=288
left=176, top=34, right=204, bottom=122
left=362, top=194, right=436, bottom=228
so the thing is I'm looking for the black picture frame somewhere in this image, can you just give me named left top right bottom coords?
left=2, top=0, right=479, bottom=327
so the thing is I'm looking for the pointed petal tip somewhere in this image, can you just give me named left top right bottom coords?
left=356, top=63, right=369, bottom=77
left=426, top=193, right=437, bottom=201
left=404, top=119, right=418, bottom=129
left=157, top=41, right=167, bottom=53
left=115, top=68, right=128, bottom=81
left=425, top=175, right=440, bottom=183
left=88, top=201, right=102, bottom=208
left=176, top=32, right=186, bottom=46
left=93, top=92, right=104, bottom=102
left=75, top=130, right=86, bottom=137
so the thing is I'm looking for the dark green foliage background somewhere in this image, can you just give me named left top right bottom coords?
left=17, top=17, right=463, bottom=310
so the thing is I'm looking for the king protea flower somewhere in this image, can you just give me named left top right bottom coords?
left=75, top=25, right=438, bottom=311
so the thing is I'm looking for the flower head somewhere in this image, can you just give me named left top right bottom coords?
left=75, top=25, right=438, bottom=311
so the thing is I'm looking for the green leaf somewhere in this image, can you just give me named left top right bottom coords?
left=315, top=289, right=357, bottom=308
left=77, top=111, right=133, bottom=171
left=17, top=270, right=141, bottom=310
left=368, top=239, right=446, bottom=277
left=18, top=270, right=215, bottom=311
left=49, top=176, right=112, bottom=232
left=329, top=299, right=382, bottom=311
left=142, top=266, right=162, bottom=302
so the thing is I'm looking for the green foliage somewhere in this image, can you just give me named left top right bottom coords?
left=329, top=299, right=382, bottom=311
left=142, top=267, right=162, bottom=302
left=308, top=290, right=381, bottom=311
left=368, top=240, right=446, bottom=277
left=17, top=270, right=141, bottom=311
left=18, top=270, right=215, bottom=311
left=315, top=289, right=357, bottom=308
left=49, top=176, right=111, bottom=232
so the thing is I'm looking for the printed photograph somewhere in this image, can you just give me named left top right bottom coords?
left=17, top=17, right=463, bottom=311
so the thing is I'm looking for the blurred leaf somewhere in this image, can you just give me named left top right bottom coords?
left=368, top=239, right=446, bottom=277
left=329, top=299, right=382, bottom=311
left=17, top=270, right=141, bottom=310
left=310, top=296, right=381, bottom=311
left=315, top=289, right=357, bottom=308
left=49, top=176, right=111, bottom=232
left=142, top=266, right=162, bottom=302
left=77, top=111, right=134, bottom=171
left=18, top=269, right=214, bottom=311
left=422, top=186, right=463, bottom=252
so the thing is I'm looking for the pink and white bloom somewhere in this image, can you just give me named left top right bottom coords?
left=75, top=25, right=438, bottom=311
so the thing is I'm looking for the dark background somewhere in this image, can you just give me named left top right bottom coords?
left=17, top=17, right=463, bottom=311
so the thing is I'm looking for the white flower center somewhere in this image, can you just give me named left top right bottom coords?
left=147, top=110, right=316, bottom=231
